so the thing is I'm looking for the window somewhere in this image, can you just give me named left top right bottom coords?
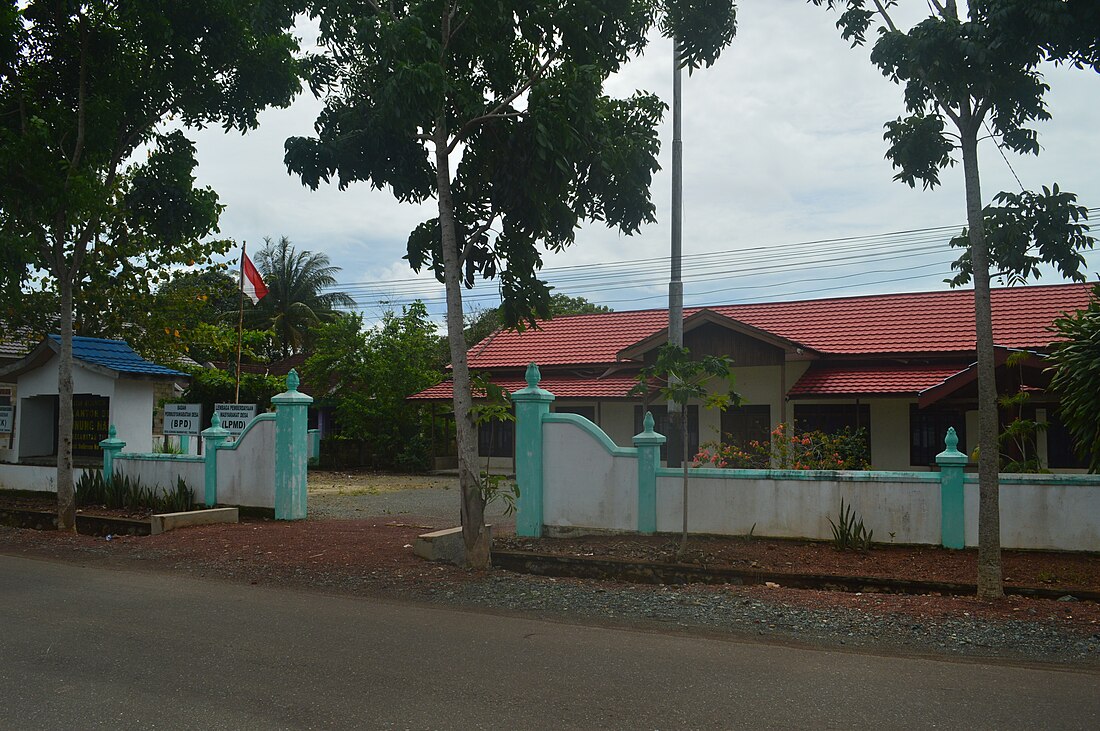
left=478, top=418, right=514, bottom=458
left=910, top=405, right=966, bottom=467
left=794, top=403, right=871, bottom=454
left=555, top=405, right=596, bottom=422
left=720, top=405, right=771, bottom=448
left=1046, top=410, right=1089, bottom=469
left=634, top=405, right=699, bottom=463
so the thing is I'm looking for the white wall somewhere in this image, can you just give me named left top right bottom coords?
left=543, top=420, right=638, bottom=532
left=114, top=456, right=204, bottom=503
left=215, top=415, right=276, bottom=508
left=654, top=471, right=942, bottom=544
left=964, top=476, right=1100, bottom=551
left=113, top=379, right=154, bottom=453
left=0, top=464, right=80, bottom=493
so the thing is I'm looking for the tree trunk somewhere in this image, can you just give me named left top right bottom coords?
left=434, top=121, right=490, bottom=569
left=678, top=410, right=689, bottom=558
left=959, top=118, right=1003, bottom=599
left=57, top=274, right=76, bottom=531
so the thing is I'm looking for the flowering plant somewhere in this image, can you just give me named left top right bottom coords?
left=694, top=422, right=870, bottom=471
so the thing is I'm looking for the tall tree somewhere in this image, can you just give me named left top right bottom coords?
left=251, top=236, right=356, bottom=359
left=811, top=0, right=1096, bottom=597
left=0, top=1, right=302, bottom=530
left=287, top=1, right=737, bottom=568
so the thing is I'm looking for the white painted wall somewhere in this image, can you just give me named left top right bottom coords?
left=215, top=415, right=276, bottom=508
left=0, top=464, right=80, bottom=493
left=114, top=456, right=204, bottom=503
left=654, top=471, right=941, bottom=544
left=542, top=421, right=638, bottom=532
left=963, top=476, right=1100, bottom=551
left=113, top=379, right=154, bottom=453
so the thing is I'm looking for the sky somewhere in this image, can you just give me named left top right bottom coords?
left=188, top=2, right=1100, bottom=329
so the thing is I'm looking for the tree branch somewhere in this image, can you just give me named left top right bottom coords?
left=448, top=53, right=555, bottom=153
left=67, top=16, right=89, bottom=180
left=871, top=0, right=900, bottom=33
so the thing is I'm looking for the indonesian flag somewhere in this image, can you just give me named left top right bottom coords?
left=241, top=251, right=268, bottom=304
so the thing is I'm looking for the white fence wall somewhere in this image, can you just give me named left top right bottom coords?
left=114, top=455, right=204, bottom=502
left=215, top=415, right=276, bottom=509
left=0, top=465, right=81, bottom=493
left=966, top=476, right=1100, bottom=551
left=543, top=421, right=639, bottom=532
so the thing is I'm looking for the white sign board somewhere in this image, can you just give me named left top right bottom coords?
left=163, top=403, right=202, bottom=436
left=0, top=406, right=12, bottom=433
left=214, top=403, right=259, bottom=435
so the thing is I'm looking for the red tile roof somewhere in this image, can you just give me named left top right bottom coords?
left=408, top=374, right=641, bottom=401
left=466, top=282, right=1094, bottom=368
left=788, top=364, right=969, bottom=398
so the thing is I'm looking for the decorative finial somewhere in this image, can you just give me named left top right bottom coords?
left=108, top=424, right=117, bottom=439
left=643, top=411, right=655, bottom=433
left=287, top=369, right=300, bottom=392
left=211, top=412, right=221, bottom=428
left=945, top=426, right=959, bottom=452
left=525, top=363, right=541, bottom=388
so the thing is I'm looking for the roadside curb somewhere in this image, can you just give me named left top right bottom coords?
left=492, top=549, right=1100, bottom=602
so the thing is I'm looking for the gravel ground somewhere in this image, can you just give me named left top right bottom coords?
left=3, top=472, right=1098, bottom=668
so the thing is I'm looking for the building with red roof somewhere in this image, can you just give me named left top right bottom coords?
left=411, top=282, right=1096, bottom=472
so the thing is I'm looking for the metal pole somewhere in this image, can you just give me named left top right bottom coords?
left=668, top=39, right=685, bottom=466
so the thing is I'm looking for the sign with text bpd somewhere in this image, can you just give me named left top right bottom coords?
left=163, top=403, right=202, bottom=436
left=214, top=403, right=259, bottom=435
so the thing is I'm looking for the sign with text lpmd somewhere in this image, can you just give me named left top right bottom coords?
left=163, top=403, right=202, bottom=436
left=0, top=406, right=12, bottom=433
left=214, top=403, right=258, bottom=435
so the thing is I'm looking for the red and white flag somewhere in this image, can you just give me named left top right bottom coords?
left=241, top=251, right=268, bottom=304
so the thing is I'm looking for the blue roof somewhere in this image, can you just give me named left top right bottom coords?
left=48, top=335, right=187, bottom=377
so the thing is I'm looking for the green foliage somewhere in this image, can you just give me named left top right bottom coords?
left=288, top=1, right=736, bottom=330
left=250, top=236, right=356, bottom=359
left=303, top=303, right=445, bottom=471
left=695, top=423, right=871, bottom=471
left=481, top=473, right=520, bottom=517
left=1049, top=285, right=1100, bottom=472
left=181, top=367, right=283, bottom=421
left=633, top=344, right=739, bottom=412
left=828, top=499, right=873, bottom=552
left=469, top=372, right=520, bottom=511
left=74, top=470, right=195, bottom=513
left=153, top=439, right=185, bottom=456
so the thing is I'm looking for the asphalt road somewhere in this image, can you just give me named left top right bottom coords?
left=2, top=555, right=1098, bottom=730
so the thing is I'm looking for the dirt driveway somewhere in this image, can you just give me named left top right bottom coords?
left=306, top=470, right=515, bottom=528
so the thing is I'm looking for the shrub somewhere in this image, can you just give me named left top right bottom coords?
left=694, top=422, right=870, bottom=471
left=74, top=470, right=195, bottom=513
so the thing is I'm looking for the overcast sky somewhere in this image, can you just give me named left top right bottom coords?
left=189, top=2, right=1100, bottom=329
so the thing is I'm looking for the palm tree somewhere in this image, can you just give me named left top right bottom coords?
left=251, top=236, right=355, bottom=358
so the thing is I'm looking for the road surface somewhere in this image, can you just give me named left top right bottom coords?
left=2, top=555, right=1097, bottom=729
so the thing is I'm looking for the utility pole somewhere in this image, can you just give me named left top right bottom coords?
left=668, top=38, right=684, bottom=467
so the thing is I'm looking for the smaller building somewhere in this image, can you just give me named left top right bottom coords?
left=0, top=335, right=187, bottom=464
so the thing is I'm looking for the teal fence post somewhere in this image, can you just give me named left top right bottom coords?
left=271, top=369, right=313, bottom=520
left=201, top=413, right=229, bottom=508
left=936, top=426, right=968, bottom=550
left=633, top=412, right=667, bottom=535
left=511, top=363, right=555, bottom=537
left=99, top=425, right=126, bottom=480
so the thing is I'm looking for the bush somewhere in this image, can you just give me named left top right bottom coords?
left=74, top=470, right=196, bottom=513
left=695, top=423, right=870, bottom=470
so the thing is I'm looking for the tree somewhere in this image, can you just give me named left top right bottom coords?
left=1049, top=284, right=1100, bottom=473
left=287, top=1, right=737, bottom=567
left=304, top=304, right=445, bottom=470
left=811, top=0, right=1096, bottom=599
left=251, top=236, right=356, bottom=359
left=0, top=1, right=302, bottom=530
left=634, top=344, right=738, bottom=557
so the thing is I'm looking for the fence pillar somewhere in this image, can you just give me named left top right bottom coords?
left=201, top=413, right=229, bottom=508
left=936, top=427, right=968, bottom=550
left=633, top=412, right=667, bottom=534
left=272, top=369, right=313, bottom=520
left=99, top=425, right=126, bottom=480
left=511, top=363, right=555, bottom=537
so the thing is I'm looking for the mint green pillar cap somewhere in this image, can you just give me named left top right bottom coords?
left=633, top=411, right=665, bottom=535
left=99, top=424, right=126, bottom=480
left=512, top=363, right=554, bottom=537
left=936, top=427, right=967, bottom=550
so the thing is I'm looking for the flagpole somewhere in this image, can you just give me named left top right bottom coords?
left=235, top=241, right=246, bottom=404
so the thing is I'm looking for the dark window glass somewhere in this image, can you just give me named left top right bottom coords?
left=1047, top=410, right=1090, bottom=469
left=478, top=418, right=514, bottom=458
left=909, top=405, right=966, bottom=467
left=634, top=405, right=699, bottom=462
left=555, top=405, right=596, bottom=422
left=721, top=404, right=771, bottom=448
